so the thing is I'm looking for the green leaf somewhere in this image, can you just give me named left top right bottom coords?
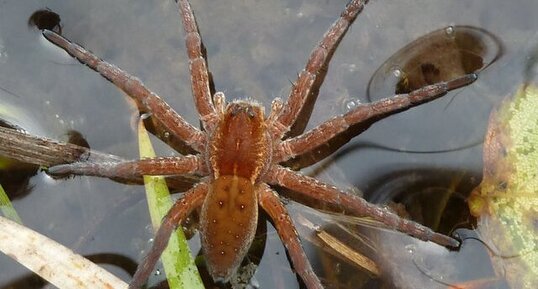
left=0, top=183, right=22, bottom=224
left=469, top=84, right=538, bottom=288
left=137, top=120, right=204, bottom=289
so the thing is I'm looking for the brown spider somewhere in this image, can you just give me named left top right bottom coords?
left=43, top=0, right=477, bottom=288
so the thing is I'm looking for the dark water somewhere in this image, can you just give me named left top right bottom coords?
left=0, top=0, right=537, bottom=288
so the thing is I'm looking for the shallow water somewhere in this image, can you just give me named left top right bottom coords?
left=0, top=0, right=537, bottom=288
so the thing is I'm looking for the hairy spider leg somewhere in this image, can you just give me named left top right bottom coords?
left=266, top=165, right=460, bottom=247
left=275, top=0, right=369, bottom=138
left=177, top=0, right=216, bottom=129
left=258, top=184, right=324, bottom=289
left=276, top=73, right=478, bottom=162
left=42, top=30, right=206, bottom=153
left=129, top=182, right=209, bottom=289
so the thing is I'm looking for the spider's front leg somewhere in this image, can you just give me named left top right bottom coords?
left=129, top=181, right=209, bottom=289
left=258, top=184, right=324, bottom=289
left=42, top=30, right=206, bottom=152
left=265, top=165, right=460, bottom=247
left=177, top=0, right=216, bottom=127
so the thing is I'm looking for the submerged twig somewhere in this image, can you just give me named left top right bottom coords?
left=0, top=216, right=128, bottom=289
left=0, top=126, right=197, bottom=191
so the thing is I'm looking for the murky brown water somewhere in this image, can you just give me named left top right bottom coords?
left=1, top=0, right=537, bottom=288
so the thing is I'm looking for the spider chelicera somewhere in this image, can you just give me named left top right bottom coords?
left=43, top=0, right=476, bottom=288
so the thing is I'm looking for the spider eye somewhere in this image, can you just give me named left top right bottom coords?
left=229, top=106, right=241, bottom=116
left=246, top=107, right=256, bottom=119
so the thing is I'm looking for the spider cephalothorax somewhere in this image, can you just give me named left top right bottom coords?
left=43, top=0, right=477, bottom=288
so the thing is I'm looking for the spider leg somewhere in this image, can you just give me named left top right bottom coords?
left=42, top=30, right=206, bottom=152
left=177, top=0, right=216, bottom=127
left=258, top=184, right=324, bottom=289
left=274, top=0, right=368, bottom=138
left=276, top=73, right=477, bottom=162
left=129, top=181, right=209, bottom=289
left=265, top=165, right=460, bottom=248
left=47, top=155, right=205, bottom=179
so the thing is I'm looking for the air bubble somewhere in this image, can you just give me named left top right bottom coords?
left=163, top=131, right=170, bottom=138
left=154, top=269, right=161, bottom=276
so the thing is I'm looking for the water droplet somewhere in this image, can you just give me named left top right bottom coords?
left=391, top=66, right=402, bottom=78
left=140, top=112, right=152, bottom=120
left=405, top=244, right=416, bottom=255
left=345, top=98, right=360, bottom=111
left=445, top=25, right=455, bottom=36
left=54, top=114, right=60, bottom=119
left=163, top=131, right=170, bottom=138
left=154, top=269, right=161, bottom=276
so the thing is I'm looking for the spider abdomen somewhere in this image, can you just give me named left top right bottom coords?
left=200, top=175, right=258, bottom=281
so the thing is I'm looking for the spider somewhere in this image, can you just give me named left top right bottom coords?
left=43, top=0, right=476, bottom=288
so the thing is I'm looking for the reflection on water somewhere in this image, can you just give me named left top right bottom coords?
left=0, top=0, right=537, bottom=288
left=367, top=26, right=502, bottom=99
left=28, top=9, right=62, bottom=33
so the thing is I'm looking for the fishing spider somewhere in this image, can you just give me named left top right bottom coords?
left=44, top=0, right=476, bottom=288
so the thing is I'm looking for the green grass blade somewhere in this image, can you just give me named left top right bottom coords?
left=137, top=120, right=204, bottom=289
left=0, top=183, right=22, bottom=223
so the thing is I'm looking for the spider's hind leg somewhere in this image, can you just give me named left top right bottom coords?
left=128, top=182, right=209, bottom=289
left=266, top=165, right=460, bottom=248
left=258, top=184, right=324, bottom=289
